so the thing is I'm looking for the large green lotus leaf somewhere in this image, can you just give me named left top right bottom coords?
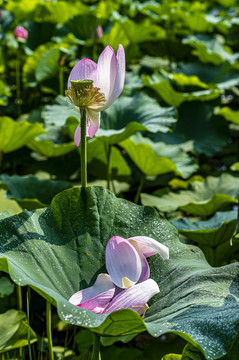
left=27, top=127, right=75, bottom=157
left=0, top=174, right=72, bottom=210
left=141, top=174, right=239, bottom=216
left=0, top=309, right=37, bottom=352
left=42, top=95, right=79, bottom=127
left=0, top=276, right=15, bottom=297
left=0, top=187, right=239, bottom=359
left=120, top=134, right=198, bottom=179
left=36, top=48, right=60, bottom=83
left=142, top=74, right=221, bottom=107
left=183, top=35, right=239, bottom=66
left=96, top=93, right=177, bottom=144
left=216, top=107, right=239, bottom=125
left=0, top=117, right=44, bottom=153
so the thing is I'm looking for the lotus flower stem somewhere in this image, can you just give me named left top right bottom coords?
left=16, top=47, right=22, bottom=116
left=91, top=333, right=101, bottom=360
left=105, top=143, right=112, bottom=190
left=59, top=63, right=64, bottom=96
left=80, top=108, right=87, bottom=188
left=134, top=176, right=145, bottom=204
left=16, top=285, right=22, bottom=311
left=27, top=287, right=32, bottom=360
left=46, top=301, right=54, bottom=360
left=16, top=285, right=23, bottom=359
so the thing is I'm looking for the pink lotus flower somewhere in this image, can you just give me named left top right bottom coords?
left=69, top=235, right=168, bottom=315
left=66, top=45, right=125, bottom=146
left=105, top=236, right=169, bottom=288
left=69, top=275, right=159, bottom=316
left=14, top=26, right=28, bottom=40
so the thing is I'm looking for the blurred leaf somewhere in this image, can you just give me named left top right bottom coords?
left=141, top=174, right=239, bottom=215
left=36, top=48, right=60, bottom=83
left=102, top=18, right=166, bottom=50
left=216, top=107, right=239, bottom=125
left=172, top=211, right=238, bottom=265
left=142, top=73, right=221, bottom=107
left=42, top=95, right=79, bottom=126
left=181, top=343, right=206, bottom=360
left=0, top=174, right=73, bottom=210
left=97, top=93, right=177, bottom=144
left=0, top=277, right=15, bottom=297
left=0, top=117, right=44, bottom=153
left=120, top=134, right=198, bottom=179
left=162, top=355, right=182, bottom=360
left=230, top=162, right=239, bottom=171
left=0, top=187, right=239, bottom=359
left=176, top=102, right=228, bottom=157
left=183, top=34, right=239, bottom=66
left=0, top=309, right=37, bottom=353
left=0, top=80, right=11, bottom=106
left=27, top=126, right=75, bottom=158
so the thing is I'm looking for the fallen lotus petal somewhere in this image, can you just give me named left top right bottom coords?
left=103, top=279, right=160, bottom=315
left=69, top=274, right=115, bottom=314
left=105, top=235, right=169, bottom=289
left=105, top=236, right=143, bottom=288
left=66, top=45, right=125, bottom=146
left=128, top=236, right=169, bottom=260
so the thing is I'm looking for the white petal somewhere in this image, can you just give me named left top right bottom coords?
left=128, top=236, right=169, bottom=260
left=105, top=236, right=142, bottom=288
left=69, top=273, right=115, bottom=306
left=103, top=279, right=159, bottom=314
left=86, top=109, right=101, bottom=138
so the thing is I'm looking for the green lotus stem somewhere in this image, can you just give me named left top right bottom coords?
left=16, top=46, right=22, bottom=116
left=16, top=285, right=23, bottom=359
left=80, top=107, right=87, bottom=188
left=91, top=333, right=101, bottom=360
left=134, top=176, right=145, bottom=204
left=16, top=285, right=22, bottom=311
left=59, top=64, right=64, bottom=96
left=46, top=301, right=54, bottom=360
left=106, top=143, right=112, bottom=190
left=27, top=287, right=32, bottom=360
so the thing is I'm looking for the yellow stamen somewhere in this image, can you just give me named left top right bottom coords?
left=66, top=79, right=106, bottom=109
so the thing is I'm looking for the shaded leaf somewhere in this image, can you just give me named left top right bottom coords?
left=0, top=309, right=37, bottom=353
left=0, top=174, right=73, bottom=210
left=0, top=277, right=15, bottom=297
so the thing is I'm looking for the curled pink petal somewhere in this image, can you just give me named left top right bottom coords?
left=69, top=274, right=115, bottom=306
left=67, top=58, right=97, bottom=88
left=86, top=109, right=101, bottom=138
left=77, top=288, right=115, bottom=314
left=74, top=124, right=81, bottom=147
left=128, top=236, right=169, bottom=260
left=103, top=279, right=159, bottom=314
left=105, top=236, right=142, bottom=288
